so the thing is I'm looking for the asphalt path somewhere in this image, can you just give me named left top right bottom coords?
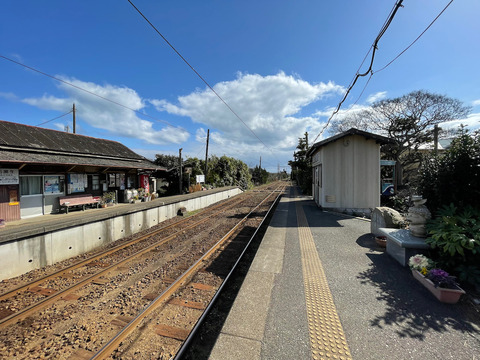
left=267, top=196, right=480, bottom=359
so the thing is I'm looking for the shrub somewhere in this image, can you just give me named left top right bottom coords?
left=418, top=127, right=480, bottom=215
left=426, top=204, right=480, bottom=289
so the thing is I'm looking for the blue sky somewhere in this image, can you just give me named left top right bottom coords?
left=1, top=0, right=479, bottom=172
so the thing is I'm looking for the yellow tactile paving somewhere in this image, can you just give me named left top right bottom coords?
left=296, top=203, right=352, bottom=360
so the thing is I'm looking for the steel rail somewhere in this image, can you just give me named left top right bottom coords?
left=0, top=193, right=258, bottom=328
left=174, top=184, right=285, bottom=359
left=90, top=186, right=283, bottom=360
left=0, top=195, right=248, bottom=302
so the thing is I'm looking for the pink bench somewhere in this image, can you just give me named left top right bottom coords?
left=59, top=194, right=99, bottom=214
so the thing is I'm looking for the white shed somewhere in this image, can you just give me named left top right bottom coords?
left=306, top=128, right=393, bottom=217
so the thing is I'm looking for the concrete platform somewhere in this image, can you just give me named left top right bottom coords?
left=207, top=186, right=480, bottom=359
left=0, top=187, right=242, bottom=281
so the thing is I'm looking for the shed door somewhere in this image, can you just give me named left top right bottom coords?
left=20, top=176, right=43, bottom=218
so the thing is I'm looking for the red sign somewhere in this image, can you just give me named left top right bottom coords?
left=140, top=175, right=150, bottom=193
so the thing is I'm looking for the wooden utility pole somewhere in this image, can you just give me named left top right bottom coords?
left=259, top=156, right=262, bottom=169
left=204, top=129, right=210, bottom=180
left=433, top=124, right=439, bottom=155
left=72, top=103, right=76, bottom=134
left=179, top=148, right=183, bottom=194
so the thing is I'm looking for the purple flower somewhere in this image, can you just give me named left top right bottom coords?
left=429, top=269, right=449, bottom=278
left=427, top=268, right=458, bottom=289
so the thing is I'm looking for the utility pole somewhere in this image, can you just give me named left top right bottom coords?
left=72, top=103, right=76, bottom=134
left=433, top=124, right=440, bottom=155
left=179, top=148, right=183, bottom=194
left=305, top=131, right=308, bottom=148
left=259, top=156, right=262, bottom=169
left=204, top=129, right=209, bottom=180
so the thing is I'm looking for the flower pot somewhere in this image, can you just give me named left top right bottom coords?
left=412, top=270, right=465, bottom=304
left=375, top=236, right=387, bottom=248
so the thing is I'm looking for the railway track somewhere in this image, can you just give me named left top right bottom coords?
left=0, top=182, right=285, bottom=359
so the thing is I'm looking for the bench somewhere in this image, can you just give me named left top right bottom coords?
left=59, top=194, right=99, bottom=214
left=378, top=228, right=430, bottom=267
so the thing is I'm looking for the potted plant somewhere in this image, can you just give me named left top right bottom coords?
left=101, top=192, right=116, bottom=207
left=409, top=254, right=465, bottom=303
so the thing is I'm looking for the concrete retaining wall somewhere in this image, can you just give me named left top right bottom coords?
left=0, top=187, right=242, bottom=281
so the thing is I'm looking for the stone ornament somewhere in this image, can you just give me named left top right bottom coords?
left=407, top=195, right=431, bottom=238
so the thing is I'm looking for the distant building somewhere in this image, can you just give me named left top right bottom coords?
left=306, top=128, right=394, bottom=217
left=0, top=120, right=164, bottom=221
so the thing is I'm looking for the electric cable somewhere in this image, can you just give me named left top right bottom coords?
left=311, top=0, right=404, bottom=144
left=35, top=110, right=73, bottom=126
left=373, top=0, right=454, bottom=75
left=127, top=0, right=275, bottom=157
left=0, top=54, right=191, bottom=137
left=323, top=0, right=454, bottom=133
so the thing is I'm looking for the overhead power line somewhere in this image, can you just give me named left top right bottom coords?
left=311, top=0, right=404, bottom=144
left=373, top=0, right=454, bottom=75
left=312, top=0, right=454, bottom=144
left=36, top=109, right=73, bottom=126
left=0, top=54, right=191, bottom=136
left=127, top=0, right=274, bottom=156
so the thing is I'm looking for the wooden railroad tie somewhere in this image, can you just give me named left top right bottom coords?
left=154, top=324, right=190, bottom=341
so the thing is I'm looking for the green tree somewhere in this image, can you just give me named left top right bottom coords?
left=288, top=132, right=311, bottom=195
left=183, top=157, right=205, bottom=188
left=154, top=154, right=181, bottom=195
left=207, top=155, right=252, bottom=190
left=251, top=165, right=269, bottom=185
left=418, top=127, right=480, bottom=214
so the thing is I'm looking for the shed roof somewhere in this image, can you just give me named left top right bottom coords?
left=0, top=120, right=163, bottom=170
left=306, top=128, right=394, bottom=157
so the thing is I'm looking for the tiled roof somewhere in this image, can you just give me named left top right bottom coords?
left=0, top=120, right=163, bottom=170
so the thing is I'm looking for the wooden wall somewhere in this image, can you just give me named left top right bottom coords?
left=0, top=185, right=21, bottom=222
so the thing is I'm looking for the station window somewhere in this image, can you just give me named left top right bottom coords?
left=92, top=175, right=100, bottom=191
left=20, top=176, right=42, bottom=196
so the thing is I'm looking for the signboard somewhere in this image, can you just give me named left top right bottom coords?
left=196, top=175, right=205, bottom=183
left=67, top=173, right=87, bottom=194
left=0, top=169, right=19, bottom=185
left=140, top=174, right=150, bottom=193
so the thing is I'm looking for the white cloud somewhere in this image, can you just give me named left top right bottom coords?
left=366, top=91, right=387, bottom=104
left=151, top=72, right=343, bottom=153
left=21, top=77, right=189, bottom=145
left=0, top=92, right=19, bottom=101
left=439, top=112, right=480, bottom=130
left=472, top=99, right=480, bottom=107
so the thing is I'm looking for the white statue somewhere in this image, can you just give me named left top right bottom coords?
left=407, top=195, right=431, bottom=238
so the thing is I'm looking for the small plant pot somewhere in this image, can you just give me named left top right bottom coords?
left=375, top=236, right=387, bottom=248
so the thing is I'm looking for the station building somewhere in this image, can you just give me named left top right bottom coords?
left=0, top=120, right=164, bottom=222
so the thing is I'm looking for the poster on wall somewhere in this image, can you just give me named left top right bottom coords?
left=9, top=189, right=19, bottom=205
left=0, top=169, right=19, bottom=185
left=67, top=173, right=86, bottom=194
left=44, top=176, right=61, bottom=194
